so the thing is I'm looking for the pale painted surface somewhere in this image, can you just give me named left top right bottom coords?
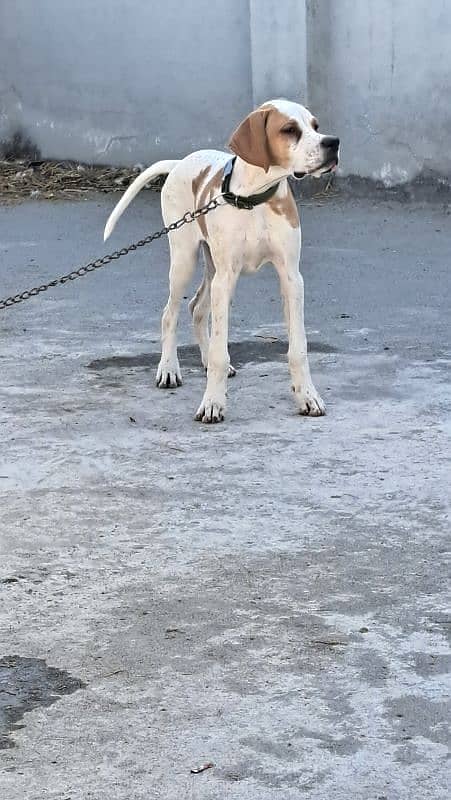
left=1, top=0, right=450, bottom=181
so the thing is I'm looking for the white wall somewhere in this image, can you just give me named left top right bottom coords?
left=1, top=0, right=451, bottom=184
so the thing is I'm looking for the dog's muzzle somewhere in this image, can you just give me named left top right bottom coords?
left=294, top=136, right=340, bottom=179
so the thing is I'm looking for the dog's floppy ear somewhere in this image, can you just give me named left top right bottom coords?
left=228, top=108, right=272, bottom=172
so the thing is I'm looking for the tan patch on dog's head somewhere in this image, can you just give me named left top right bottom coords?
left=267, top=185, right=299, bottom=229
left=264, top=106, right=302, bottom=170
left=229, top=107, right=273, bottom=171
left=196, top=167, right=222, bottom=239
left=228, top=104, right=301, bottom=172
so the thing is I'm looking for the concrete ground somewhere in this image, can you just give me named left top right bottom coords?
left=0, top=189, right=450, bottom=800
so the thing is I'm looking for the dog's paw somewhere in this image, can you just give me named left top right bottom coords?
left=156, top=360, right=182, bottom=389
left=295, top=386, right=326, bottom=417
left=195, top=395, right=226, bottom=424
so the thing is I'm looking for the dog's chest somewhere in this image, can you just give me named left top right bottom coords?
left=210, top=205, right=291, bottom=272
left=240, top=238, right=273, bottom=273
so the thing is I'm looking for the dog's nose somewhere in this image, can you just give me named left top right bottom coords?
left=322, top=136, right=340, bottom=152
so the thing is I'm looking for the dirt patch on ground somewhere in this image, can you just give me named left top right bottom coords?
left=0, top=160, right=165, bottom=204
left=0, top=655, right=85, bottom=749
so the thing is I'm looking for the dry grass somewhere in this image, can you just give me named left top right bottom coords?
left=0, top=160, right=164, bottom=203
left=0, top=158, right=337, bottom=206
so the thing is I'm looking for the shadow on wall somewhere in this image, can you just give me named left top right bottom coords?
left=0, top=131, right=41, bottom=161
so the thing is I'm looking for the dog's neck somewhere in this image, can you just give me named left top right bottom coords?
left=229, top=158, right=289, bottom=197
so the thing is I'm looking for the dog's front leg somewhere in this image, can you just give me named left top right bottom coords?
left=274, top=255, right=325, bottom=417
left=195, top=270, right=238, bottom=423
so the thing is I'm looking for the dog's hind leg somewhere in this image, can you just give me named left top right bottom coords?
left=189, top=242, right=236, bottom=378
left=156, top=231, right=199, bottom=389
left=189, top=242, right=214, bottom=370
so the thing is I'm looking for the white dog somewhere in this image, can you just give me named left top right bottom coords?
left=104, top=99, right=339, bottom=423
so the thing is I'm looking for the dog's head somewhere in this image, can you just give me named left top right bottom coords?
left=229, top=99, right=339, bottom=178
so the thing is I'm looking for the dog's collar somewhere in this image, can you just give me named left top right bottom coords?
left=221, top=157, right=280, bottom=210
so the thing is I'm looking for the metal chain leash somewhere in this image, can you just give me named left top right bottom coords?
left=0, top=195, right=223, bottom=311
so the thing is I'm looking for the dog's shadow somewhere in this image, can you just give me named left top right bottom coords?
left=87, top=338, right=336, bottom=372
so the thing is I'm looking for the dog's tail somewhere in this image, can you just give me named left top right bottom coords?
left=103, top=160, right=180, bottom=241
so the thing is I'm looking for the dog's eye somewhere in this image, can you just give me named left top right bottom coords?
left=311, top=119, right=319, bottom=131
left=281, top=125, right=301, bottom=138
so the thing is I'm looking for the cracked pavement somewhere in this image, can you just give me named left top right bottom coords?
left=0, top=190, right=450, bottom=799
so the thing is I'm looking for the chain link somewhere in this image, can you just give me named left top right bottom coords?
left=0, top=196, right=222, bottom=311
